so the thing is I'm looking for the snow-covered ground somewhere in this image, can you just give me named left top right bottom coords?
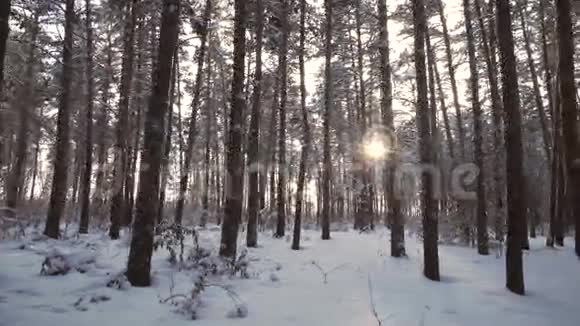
left=1, top=227, right=579, bottom=326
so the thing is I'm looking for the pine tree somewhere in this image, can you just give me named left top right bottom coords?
left=247, top=0, right=264, bottom=248
left=44, top=0, right=75, bottom=239
left=292, top=0, right=311, bottom=251
left=518, top=2, right=551, bottom=161
left=413, top=0, right=439, bottom=281
left=275, top=0, right=290, bottom=238
left=0, top=0, right=11, bottom=177
left=475, top=0, right=505, bottom=242
left=378, top=0, right=404, bottom=257
left=6, top=5, right=40, bottom=216
left=556, top=0, right=580, bottom=257
left=220, top=0, right=247, bottom=258
left=436, top=0, right=465, bottom=158
left=321, top=0, right=333, bottom=241
left=463, top=0, right=488, bottom=255
left=79, top=0, right=95, bottom=234
left=175, top=0, right=212, bottom=225
left=126, top=0, right=180, bottom=286
left=0, top=0, right=9, bottom=96
left=497, top=0, right=525, bottom=295
left=110, top=0, right=138, bottom=238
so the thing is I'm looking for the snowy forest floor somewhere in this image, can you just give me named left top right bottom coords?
left=0, top=226, right=579, bottom=326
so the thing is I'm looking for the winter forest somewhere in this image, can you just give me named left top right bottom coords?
left=0, top=0, right=579, bottom=324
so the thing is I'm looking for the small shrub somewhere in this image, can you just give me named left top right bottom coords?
left=106, top=272, right=130, bottom=290
left=41, top=255, right=70, bottom=275
left=226, top=304, right=248, bottom=319
left=154, top=222, right=198, bottom=265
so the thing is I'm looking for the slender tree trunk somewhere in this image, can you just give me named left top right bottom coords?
left=478, top=0, right=505, bottom=242
left=518, top=3, right=552, bottom=161
left=275, top=0, right=289, bottom=238
left=44, top=0, right=75, bottom=239
left=437, top=0, right=465, bottom=158
left=0, top=0, right=9, bottom=93
left=354, top=0, right=372, bottom=229
left=247, top=0, right=264, bottom=247
left=321, top=0, right=332, bottom=240
left=158, top=49, right=178, bottom=224
left=110, top=0, right=138, bottom=238
left=126, top=0, right=180, bottom=287
left=550, top=85, right=566, bottom=247
left=438, top=0, right=469, bottom=243
left=556, top=0, right=580, bottom=257
left=127, top=12, right=148, bottom=228
left=292, top=0, right=310, bottom=251
left=429, top=38, right=454, bottom=159
left=378, top=0, right=404, bottom=256
left=94, top=30, right=113, bottom=217
left=79, top=0, right=95, bottom=234
left=6, top=7, right=40, bottom=214
left=219, top=0, right=246, bottom=258
left=426, top=25, right=442, bottom=251
left=497, top=0, right=525, bottom=295
left=0, top=0, right=11, bottom=177
left=414, top=0, right=439, bottom=281
left=29, top=107, right=42, bottom=201
left=175, top=0, right=211, bottom=225
left=269, top=78, right=279, bottom=212
left=71, top=144, right=82, bottom=211
left=539, top=0, right=555, bottom=127
left=541, top=0, right=560, bottom=248
left=463, top=0, right=488, bottom=255
left=201, top=43, right=213, bottom=227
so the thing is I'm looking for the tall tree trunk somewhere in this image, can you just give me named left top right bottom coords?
left=463, top=0, right=488, bottom=255
left=477, top=0, right=505, bottom=242
left=158, top=49, right=178, bottom=224
left=541, top=0, right=560, bottom=248
left=175, top=0, right=211, bottom=225
left=269, top=78, right=279, bottom=211
left=518, top=3, right=552, bottom=161
left=219, top=0, right=246, bottom=258
left=378, top=0, right=404, bottom=257
left=126, top=0, right=180, bottom=287
left=275, top=0, right=289, bottom=238
left=550, top=89, right=565, bottom=246
left=247, top=0, right=264, bottom=247
left=0, top=0, right=11, bottom=178
left=126, top=10, right=148, bottom=229
left=321, top=0, right=332, bottom=240
left=110, top=0, right=138, bottom=238
left=6, top=7, right=40, bottom=215
left=201, top=43, right=213, bottom=227
left=29, top=107, right=42, bottom=201
left=436, top=0, right=465, bottom=158
left=354, top=0, right=372, bottom=229
left=438, top=0, right=469, bottom=243
left=44, top=0, right=75, bottom=239
left=79, top=0, right=95, bottom=234
left=429, top=36, right=454, bottom=159
left=497, top=0, right=525, bottom=295
left=426, top=25, right=442, bottom=251
left=94, top=30, right=113, bottom=217
left=414, top=0, right=439, bottom=281
left=557, top=0, right=580, bottom=257
left=292, top=0, right=310, bottom=251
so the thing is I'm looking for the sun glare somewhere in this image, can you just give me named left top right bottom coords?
left=363, top=138, right=388, bottom=161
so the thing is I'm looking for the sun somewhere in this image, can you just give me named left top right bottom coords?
left=363, top=138, right=388, bottom=161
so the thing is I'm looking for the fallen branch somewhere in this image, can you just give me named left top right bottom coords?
left=310, top=261, right=349, bottom=284
left=368, top=274, right=393, bottom=326
left=160, top=293, right=189, bottom=304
